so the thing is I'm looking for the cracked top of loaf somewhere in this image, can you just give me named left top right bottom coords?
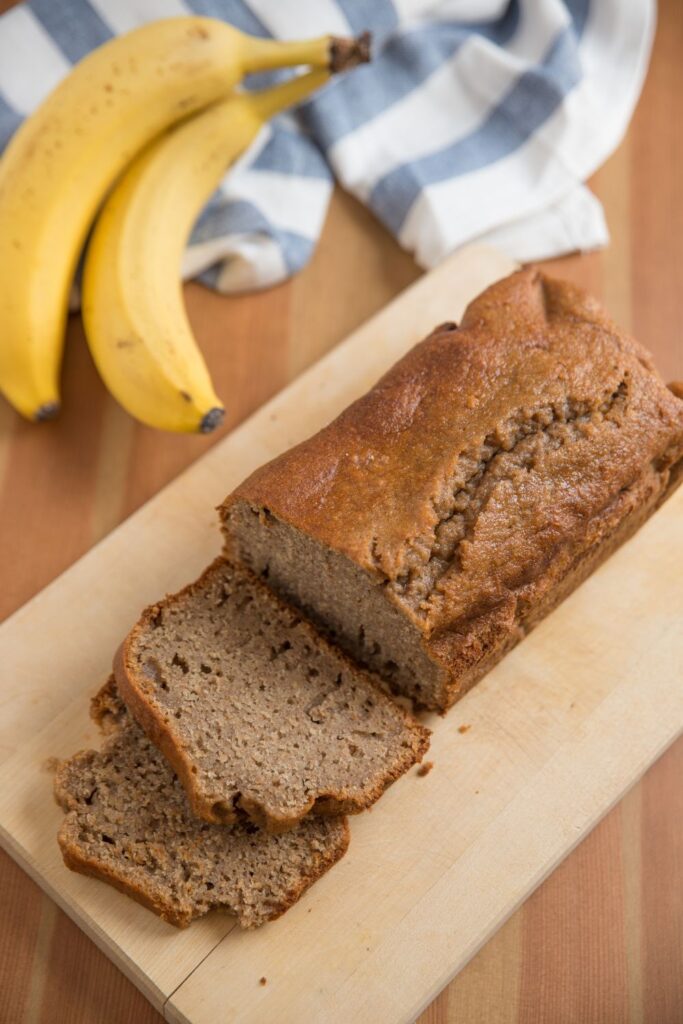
left=224, top=269, right=683, bottom=637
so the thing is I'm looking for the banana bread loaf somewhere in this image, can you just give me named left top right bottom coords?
left=221, top=270, right=683, bottom=712
left=115, top=558, right=429, bottom=831
left=55, top=679, right=349, bottom=929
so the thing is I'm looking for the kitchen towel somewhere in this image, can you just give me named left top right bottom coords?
left=0, top=0, right=654, bottom=293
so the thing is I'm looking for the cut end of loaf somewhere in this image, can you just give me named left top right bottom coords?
left=222, top=500, right=448, bottom=710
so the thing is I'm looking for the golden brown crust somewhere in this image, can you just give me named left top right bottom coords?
left=428, top=456, right=682, bottom=711
left=115, top=558, right=429, bottom=831
left=221, top=269, right=683, bottom=711
left=223, top=269, right=683, bottom=585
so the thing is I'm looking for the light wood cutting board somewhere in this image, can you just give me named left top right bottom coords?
left=0, top=244, right=681, bottom=1024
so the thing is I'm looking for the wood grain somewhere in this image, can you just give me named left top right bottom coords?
left=0, top=0, right=681, bottom=1021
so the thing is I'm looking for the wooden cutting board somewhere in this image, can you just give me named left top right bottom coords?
left=0, top=244, right=681, bottom=1024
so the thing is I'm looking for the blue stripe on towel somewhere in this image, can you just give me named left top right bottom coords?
left=185, top=0, right=268, bottom=38
left=369, top=13, right=588, bottom=235
left=250, top=126, right=331, bottom=179
left=28, top=0, right=112, bottom=63
left=299, top=4, right=521, bottom=147
left=0, top=92, right=21, bottom=150
left=193, top=197, right=314, bottom=278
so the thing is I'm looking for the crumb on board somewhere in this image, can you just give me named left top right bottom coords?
left=416, top=761, right=434, bottom=777
left=458, top=724, right=471, bottom=734
left=42, top=756, right=60, bottom=773
left=259, top=977, right=267, bottom=987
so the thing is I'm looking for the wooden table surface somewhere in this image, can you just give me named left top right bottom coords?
left=1, top=1, right=681, bottom=1022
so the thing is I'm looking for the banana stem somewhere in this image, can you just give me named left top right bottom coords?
left=242, top=31, right=371, bottom=74
left=247, top=68, right=332, bottom=120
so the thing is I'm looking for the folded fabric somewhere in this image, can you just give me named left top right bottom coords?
left=0, top=0, right=654, bottom=294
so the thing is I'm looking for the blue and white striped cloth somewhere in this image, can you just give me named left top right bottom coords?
left=0, top=0, right=654, bottom=294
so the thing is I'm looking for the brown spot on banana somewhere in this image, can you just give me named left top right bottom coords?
left=188, top=24, right=210, bottom=40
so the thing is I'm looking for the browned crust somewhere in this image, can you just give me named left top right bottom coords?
left=115, top=558, right=430, bottom=832
left=220, top=269, right=683, bottom=573
left=427, top=456, right=683, bottom=712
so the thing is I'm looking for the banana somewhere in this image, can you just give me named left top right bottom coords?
left=0, top=18, right=368, bottom=422
left=81, top=69, right=344, bottom=433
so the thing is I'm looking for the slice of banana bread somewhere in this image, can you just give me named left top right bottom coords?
left=55, top=679, right=349, bottom=929
left=115, top=559, right=429, bottom=832
left=221, top=269, right=683, bottom=712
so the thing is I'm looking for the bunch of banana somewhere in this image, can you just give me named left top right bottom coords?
left=0, top=19, right=369, bottom=430
left=81, top=68, right=343, bottom=433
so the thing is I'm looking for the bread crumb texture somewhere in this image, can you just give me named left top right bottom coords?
left=55, top=684, right=350, bottom=929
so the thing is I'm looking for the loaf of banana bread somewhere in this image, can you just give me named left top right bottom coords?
left=221, top=270, right=683, bottom=712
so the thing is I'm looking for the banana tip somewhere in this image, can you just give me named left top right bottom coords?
left=330, top=31, right=372, bottom=73
left=200, top=407, right=225, bottom=434
left=34, top=401, right=60, bottom=423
